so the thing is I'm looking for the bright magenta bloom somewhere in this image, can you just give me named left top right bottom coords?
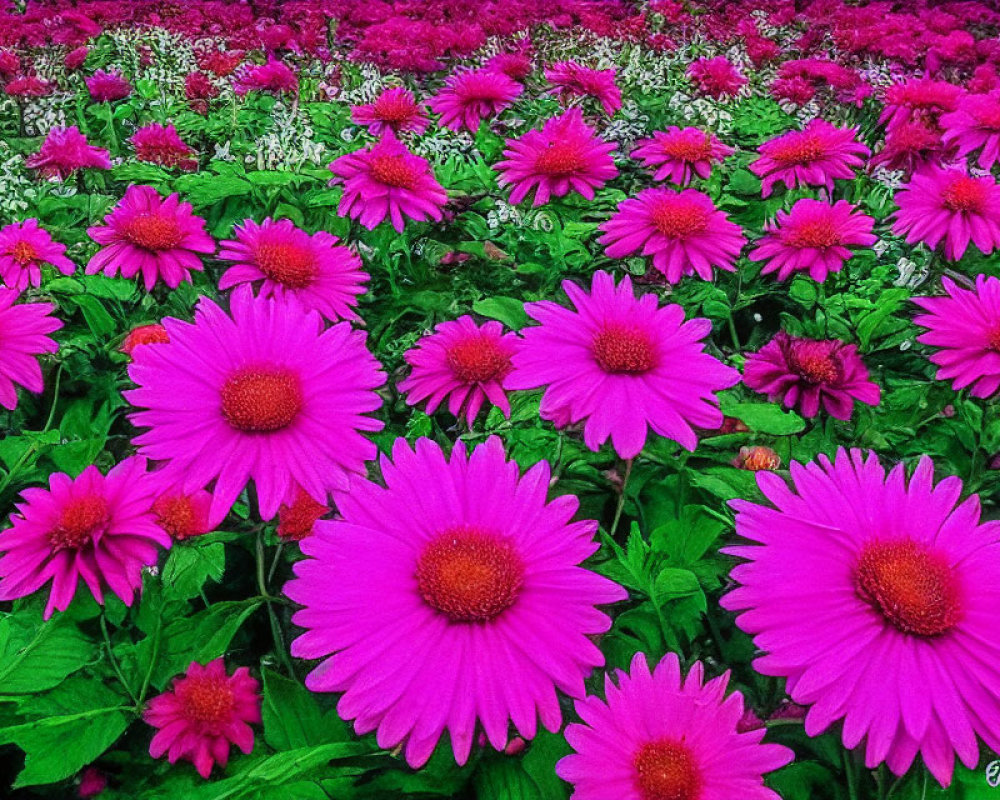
left=631, top=126, right=733, bottom=185
left=494, top=108, right=617, bottom=207
left=131, top=123, right=197, bottom=171
left=723, top=449, right=1000, bottom=787
left=398, top=315, right=519, bottom=426
left=218, top=218, right=368, bottom=322
left=507, top=271, right=739, bottom=457
left=557, top=652, right=792, bottom=800
left=750, top=119, right=870, bottom=197
left=0, top=218, right=74, bottom=290
left=913, top=275, right=1000, bottom=397
left=86, top=185, right=214, bottom=290
left=687, top=56, right=747, bottom=98
left=544, top=61, right=621, bottom=115
left=351, top=87, right=429, bottom=136
left=26, top=126, right=110, bottom=181
left=285, top=436, right=625, bottom=767
left=743, top=332, right=880, bottom=419
left=120, top=324, right=169, bottom=357
left=891, top=166, right=1000, bottom=261
left=427, top=67, right=522, bottom=132
left=941, top=90, right=1000, bottom=170
left=599, top=188, right=744, bottom=284
left=232, top=58, right=297, bottom=96
left=749, top=199, right=876, bottom=283
left=329, top=132, right=447, bottom=232
left=0, top=457, right=169, bottom=619
left=880, top=78, right=962, bottom=132
left=149, top=470, right=226, bottom=541
left=144, top=659, right=261, bottom=778
left=0, top=289, right=61, bottom=410
left=86, top=69, right=132, bottom=102
left=125, top=288, right=384, bottom=521
left=5, top=76, right=51, bottom=97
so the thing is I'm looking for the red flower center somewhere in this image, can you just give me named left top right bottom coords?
left=855, top=539, right=961, bottom=637
left=593, top=323, right=657, bottom=374
left=277, top=488, right=329, bottom=541
left=649, top=197, right=711, bottom=239
left=659, top=134, right=713, bottom=163
left=179, top=675, right=235, bottom=726
left=374, top=94, right=416, bottom=124
left=10, top=240, right=37, bottom=265
left=49, top=495, right=109, bottom=550
left=768, top=132, right=826, bottom=164
left=941, top=175, right=989, bottom=214
left=221, top=366, right=303, bottom=432
left=735, top=446, right=781, bottom=471
left=786, top=342, right=843, bottom=385
left=122, top=213, right=183, bottom=251
left=446, top=335, right=511, bottom=383
left=785, top=217, right=840, bottom=249
left=634, top=739, right=702, bottom=800
left=153, top=494, right=201, bottom=540
left=253, top=239, right=317, bottom=288
left=416, top=527, right=524, bottom=623
left=988, top=327, right=1000, bottom=352
left=370, top=154, right=418, bottom=189
left=534, top=141, right=588, bottom=176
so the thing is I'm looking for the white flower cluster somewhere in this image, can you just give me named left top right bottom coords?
left=410, top=128, right=478, bottom=163
left=246, top=103, right=325, bottom=170
left=338, top=63, right=395, bottom=105
left=105, top=27, right=198, bottom=94
left=893, top=256, right=929, bottom=289
left=0, top=143, right=34, bottom=218
left=485, top=200, right=526, bottom=231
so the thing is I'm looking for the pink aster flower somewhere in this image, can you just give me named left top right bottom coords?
left=130, top=123, right=197, bottom=171
left=630, top=126, right=734, bottom=185
left=120, top=323, right=169, bottom=357
left=86, top=69, right=131, bottom=102
left=869, top=119, right=954, bottom=176
left=427, top=68, right=522, bottom=132
left=276, top=487, right=329, bottom=542
left=941, top=90, right=1000, bottom=170
left=749, top=199, right=876, bottom=283
left=64, top=47, right=88, bottom=71
left=86, top=185, right=214, bottom=291
left=125, top=287, right=384, bottom=521
left=398, top=315, right=519, bottom=426
left=556, top=652, right=793, bottom=800
left=5, top=76, right=52, bottom=97
left=687, top=56, right=747, bottom=99
left=880, top=78, right=962, bottom=133
left=284, top=436, right=626, bottom=767
left=0, top=218, right=75, bottom=290
left=507, top=271, right=739, bottom=457
left=891, top=166, right=1000, bottom=262
left=144, top=659, right=260, bottom=778
left=0, top=289, right=61, bottom=410
left=722, top=449, right=1000, bottom=787
left=328, top=132, right=447, bottom=233
left=486, top=51, right=533, bottom=82
left=743, top=331, right=880, bottom=419
left=26, top=126, right=111, bottom=181
left=545, top=61, right=621, bottom=115
left=750, top=119, right=870, bottom=198
left=150, top=472, right=225, bottom=541
left=233, top=58, right=297, bottom=96
left=494, top=108, right=617, bottom=207
left=218, top=218, right=368, bottom=322
left=351, top=86, right=429, bottom=136
left=599, top=188, right=745, bottom=284
left=0, top=456, right=169, bottom=619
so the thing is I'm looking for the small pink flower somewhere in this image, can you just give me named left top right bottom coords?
left=428, top=68, right=522, bottom=132
left=0, top=289, right=62, bottom=410
left=869, top=118, right=953, bottom=176
left=5, top=76, right=52, bottom=97
left=86, top=69, right=132, bottom=102
left=276, top=487, right=329, bottom=542
left=544, top=61, right=621, bottom=115
left=120, top=324, right=169, bottom=356
left=351, top=86, right=429, bottom=136
left=0, top=218, right=75, bottom=290
left=486, top=51, right=533, bottom=82
left=130, top=123, right=197, bottom=171
left=26, top=126, right=111, bottom=181
left=687, top=56, right=747, bottom=98
left=233, top=58, right=297, bottom=96
left=940, top=90, right=1000, bottom=171
left=631, top=126, right=733, bottom=185
left=77, top=766, right=106, bottom=797
left=0, top=51, right=20, bottom=78
left=151, top=477, right=222, bottom=541
left=880, top=78, right=962, bottom=132
left=64, top=47, right=89, bottom=71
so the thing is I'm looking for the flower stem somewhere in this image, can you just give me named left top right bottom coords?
left=609, top=458, right=634, bottom=539
left=100, top=612, right=139, bottom=707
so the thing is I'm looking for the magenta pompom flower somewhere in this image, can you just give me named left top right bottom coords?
left=722, top=449, right=1000, bottom=786
left=0, top=218, right=75, bottom=290
left=750, top=119, right=870, bottom=197
left=507, top=271, right=739, bottom=457
left=599, top=188, right=745, bottom=284
left=743, top=331, right=880, bottom=419
left=0, top=289, right=61, bottom=410
left=0, top=457, right=169, bottom=619
left=556, top=652, right=793, bottom=800
left=233, top=58, right=298, bottom=96
left=25, top=126, right=110, bottom=181
left=427, top=67, right=522, bottom=132
left=891, top=166, right=1000, bottom=261
left=544, top=61, right=621, bottom=115
left=351, top=86, right=429, bottom=136
left=749, top=199, right=876, bottom=283
left=125, top=287, right=384, bottom=521
left=144, top=659, right=261, bottom=778
left=86, top=69, right=132, bottom=102
left=630, top=126, right=733, bottom=185
left=398, top=315, right=519, bottom=426
left=285, top=436, right=626, bottom=767
left=218, top=218, right=368, bottom=322
left=941, top=90, right=1000, bottom=170
left=329, top=132, right=447, bottom=233
left=494, top=108, right=617, bottom=207
left=687, top=56, right=747, bottom=99
left=86, top=185, right=214, bottom=291
left=131, top=123, right=197, bottom=171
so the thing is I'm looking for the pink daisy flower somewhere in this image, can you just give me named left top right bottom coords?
left=750, top=119, right=870, bottom=198
left=0, top=289, right=61, bottom=410
left=351, top=86, right=429, bottom=136
left=121, top=323, right=169, bottom=357
left=328, top=132, right=447, bottom=233
left=687, top=56, right=748, bottom=99
left=218, top=218, right=368, bottom=322
left=598, top=188, right=745, bottom=284
left=86, top=69, right=132, bottom=102
left=5, top=76, right=52, bottom=97
left=748, top=199, right=876, bottom=283
left=233, top=58, right=298, bottom=96
left=507, top=271, right=740, bottom=457
left=891, top=166, right=1000, bottom=261
left=722, top=449, right=1000, bottom=787
left=630, top=126, right=734, bottom=185
left=556, top=652, right=793, bottom=800
left=125, top=288, right=384, bottom=521
left=26, top=126, right=111, bottom=181
left=150, top=472, right=226, bottom=541
left=869, top=119, right=953, bottom=177
left=85, top=185, right=214, bottom=291
left=486, top=51, right=533, bottom=82
left=0, top=457, right=169, bottom=619
left=494, top=108, right=617, bottom=207
left=427, top=68, right=522, bottom=132
left=284, top=436, right=626, bottom=767
left=544, top=61, right=621, bottom=115
left=941, top=90, right=1000, bottom=170
left=0, top=218, right=75, bottom=290
left=144, top=659, right=261, bottom=779
left=276, top=487, right=329, bottom=542
left=880, top=78, right=962, bottom=133
left=743, top=331, right=881, bottom=419
left=130, top=123, right=197, bottom=171
left=398, top=315, right=519, bottom=427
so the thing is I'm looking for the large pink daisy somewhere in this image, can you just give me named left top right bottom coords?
left=284, top=436, right=626, bottom=767
left=544, top=61, right=621, bottom=115
left=506, top=271, right=739, bottom=458
left=351, top=86, right=429, bottom=136
left=722, top=449, right=1000, bottom=786
left=940, top=90, right=1000, bottom=170
left=25, top=126, right=110, bottom=181
left=0, top=218, right=74, bottom=290
left=630, top=126, right=733, bottom=186
left=0, top=289, right=61, bottom=410
left=427, top=67, right=522, bottom=132
left=125, top=287, right=385, bottom=521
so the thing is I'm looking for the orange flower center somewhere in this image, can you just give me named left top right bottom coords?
left=221, top=366, right=303, bottom=432
left=785, top=217, right=840, bottom=249
left=659, top=134, right=713, bottom=162
left=179, top=675, right=236, bottom=725
left=253, top=239, right=317, bottom=288
left=153, top=494, right=201, bottom=540
left=737, top=446, right=781, bottom=471
left=768, top=131, right=825, bottom=164
left=593, top=323, right=656, bottom=374
left=634, top=740, right=702, bottom=800
left=649, top=198, right=711, bottom=239
left=49, top=495, right=109, bottom=550
left=787, top=346, right=843, bottom=385
left=370, top=154, right=418, bottom=189
left=10, top=240, right=37, bottom=265
left=445, top=335, right=511, bottom=383
left=941, top=175, right=988, bottom=214
left=374, top=94, right=416, bottom=124
left=122, top=213, right=183, bottom=251
left=534, top=141, right=588, bottom=176
left=277, top=488, right=328, bottom=541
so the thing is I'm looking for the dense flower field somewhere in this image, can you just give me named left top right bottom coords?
left=1, top=0, right=1000, bottom=797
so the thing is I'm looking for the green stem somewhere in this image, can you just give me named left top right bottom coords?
left=609, top=458, right=634, bottom=539
left=100, top=613, right=139, bottom=706
left=256, top=529, right=296, bottom=677
left=727, top=312, right=741, bottom=352
left=843, top=750, right=859, bottom=800
left=267, top=542, right=284, bottom=586
left=137, top=605, right=162, bottom=708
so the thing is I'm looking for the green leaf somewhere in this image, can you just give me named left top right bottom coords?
left=472, top=296, right=529, bottom=330
left=0, top=613, right=96, bottom=694
left=474, top=755, right=543, bottom=800
left=68, top=294, right=117, bottom=338
left=724, top=402, right=806, bottom=435
left=261, top=668, right=352, bottom=751
left=161, top=540, right=226, bottom=600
